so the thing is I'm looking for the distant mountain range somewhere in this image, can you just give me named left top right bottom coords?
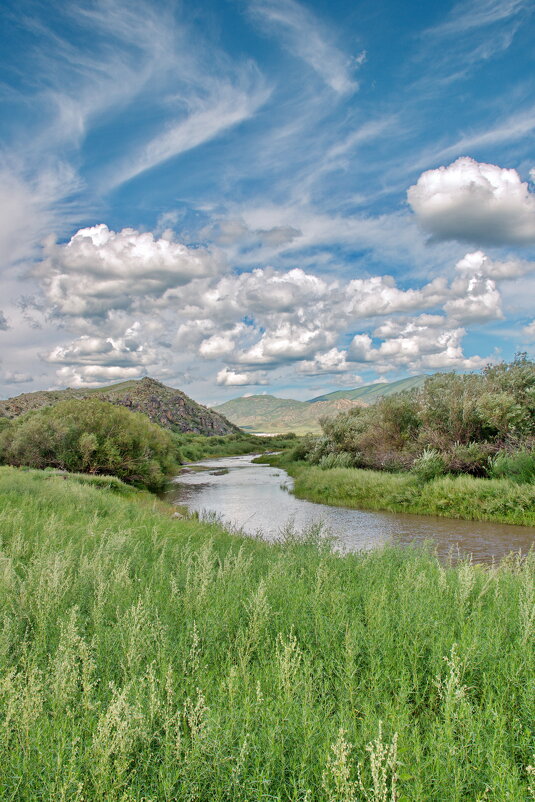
left=0, top=377, right=238, bottom=436
left=213, top=375, right=428, bottom=434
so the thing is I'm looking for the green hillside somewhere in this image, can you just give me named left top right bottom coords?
left=308, top=374, right=428, bottom=403
left=214, top=376, right=429, bottom=433
left=213, top=394, right=364, bottom=434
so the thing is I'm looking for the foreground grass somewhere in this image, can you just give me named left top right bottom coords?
left=0, top=467, right=534, bottom=800
left=261, top=455, right=535, bottom=526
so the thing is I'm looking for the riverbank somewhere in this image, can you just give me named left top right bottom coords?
left=260, top=454, right=535, bottom=526
left=0, top=465, right=533, bottom=799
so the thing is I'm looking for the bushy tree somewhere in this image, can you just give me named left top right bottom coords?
left=297, top=357, right=535, bottom=477
left=0, top=399, right=180, bottom=491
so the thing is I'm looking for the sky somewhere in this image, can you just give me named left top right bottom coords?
left=0, top=0, right=534, bottom=405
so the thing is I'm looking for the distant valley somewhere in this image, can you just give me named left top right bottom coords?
left=213, top=375, right=427, bottom=434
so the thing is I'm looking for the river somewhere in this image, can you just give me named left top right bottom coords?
left=165, top=454, right=535, bottom=563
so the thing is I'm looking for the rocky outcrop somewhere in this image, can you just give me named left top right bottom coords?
left=0, top=377, right=239, bottom=436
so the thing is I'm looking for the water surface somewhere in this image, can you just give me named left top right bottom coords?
left=165, top=454, right=535, bottom=563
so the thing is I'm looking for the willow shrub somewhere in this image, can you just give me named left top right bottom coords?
left=0, top=398, right=180, bottom=491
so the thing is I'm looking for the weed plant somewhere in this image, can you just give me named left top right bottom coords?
left=0, top=466, right=533, bottom=800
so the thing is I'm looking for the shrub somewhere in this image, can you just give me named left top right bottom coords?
left=318, top=451, right=355, bottom=469
left=411, top=448, right=446, bottom=483
left=0, top=399, right=180, bottom=491
left=489, top=450, right=535, bottom=484
left=443, top=441, right=496, bottom=477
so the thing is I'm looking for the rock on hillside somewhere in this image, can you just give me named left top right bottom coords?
left=0, top=377, right=239, bottom=436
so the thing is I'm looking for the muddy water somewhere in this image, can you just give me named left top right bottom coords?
left=165, top=454, right=535, bottom=563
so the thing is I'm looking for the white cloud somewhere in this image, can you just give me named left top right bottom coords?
left=199, top=325, right=247, bottom=359
left=523, top=321, right=535, bottom=342
left=455, top=250, right=535, bottom=280
left=249, top=0, right=358, bottom=94
left=2, top=372, right=34, bottom=385
left=299, top=348, right=354, bottom=375
left=445, top=274, right=502, bottom=323
left=408, top=157, right=535, bottom=245
left=111, top=76, right=271, bottom=188
left=37, top=224, right=222, bottom=318
left=54, top=365, right=146, bottom=389
left=426, top=0, right=529, bottom=36
left=216, top=367, right=268, bottom=386
left=237, top=323, right=335, bottom=365
left=348, top=319, right=487, bottom=371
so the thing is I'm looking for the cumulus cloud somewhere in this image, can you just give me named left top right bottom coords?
left=0, top=311, right=8, bottom=331
left=216, top=367, right=268, bottom=386
left=348, top=318, right=486, bottom=371
left=55, top=365, right=147, bottom=389
left=445, top=274, right=502, bottom=322
left=299, top=348, right=353, bottom=375
left=407, top=157, right=535, bottom=245
left=455, top=250, right=535, bottom=279
left=37, top=224, right=223, bottom=318
left=344, top=275, right=448, bottom=319
left=237, top=323, right=336, bottom=365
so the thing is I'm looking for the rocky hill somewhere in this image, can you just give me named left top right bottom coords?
left=213, top=395, right=365, bottom=434
left=0, top=378, right=239, bottom=436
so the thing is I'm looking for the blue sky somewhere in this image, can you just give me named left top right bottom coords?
left=0, top=0, right=534, bottom=403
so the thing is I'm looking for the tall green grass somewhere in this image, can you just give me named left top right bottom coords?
left=0, top=466, right=533, bottom=800
left=262, top=456, right=535, bottom=526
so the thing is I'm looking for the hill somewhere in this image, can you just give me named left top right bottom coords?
left=213, top=376, right=428, bottom=434
left=0, top=377, right=238, bottom=436
left=213, top=395, right=365, bottom=434
left=308, top=374, right=428, bottom=403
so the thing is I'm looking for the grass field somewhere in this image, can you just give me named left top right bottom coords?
left=0, top=466, right=533, bottom=800
left=259, top=455, right=535, bottom=527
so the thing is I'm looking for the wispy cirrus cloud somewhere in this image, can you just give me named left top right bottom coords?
left=425, top=0, right=530, bottom=36
left=248, top=0, right=360, bottom=94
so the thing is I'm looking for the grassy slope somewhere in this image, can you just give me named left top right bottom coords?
left=308, top=374, right=427, bottom=403
left=262, top=456, right=535, bottom=526
left=213, top=396, right=363, bottom=434
left=0, top=466, right=533, bottom=800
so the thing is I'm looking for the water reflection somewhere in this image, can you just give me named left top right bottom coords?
left=165, top=454, right=535, bottom=563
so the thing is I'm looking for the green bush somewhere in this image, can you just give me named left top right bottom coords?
left=411, top=448, right=446, bottom=482
left=489, top=450, right=535, bottom=484
left=0, top=399, right=179, bottom=491
left=443, top=441, right=496, bottom=477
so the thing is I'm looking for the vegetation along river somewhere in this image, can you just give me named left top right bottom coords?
left=165, top=454, right=535, bottom=563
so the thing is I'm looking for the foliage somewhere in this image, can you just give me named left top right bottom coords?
left=489, top=449, right=535, bottom=484
left=0, top=466, right=533, bottom=799
left=297, top=357, right=535, bottom=477
left=0, top=398, right=179, bottom=491
left=263, top=453, right=535, bottom=525
left=411, top=447, right=446, bottom=483
left=175, top=431, right=298, bottom=462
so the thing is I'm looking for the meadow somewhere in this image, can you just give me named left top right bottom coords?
left=0, top=465, right=533, bottom=800
left=261, top=454, right=535, bottom=527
